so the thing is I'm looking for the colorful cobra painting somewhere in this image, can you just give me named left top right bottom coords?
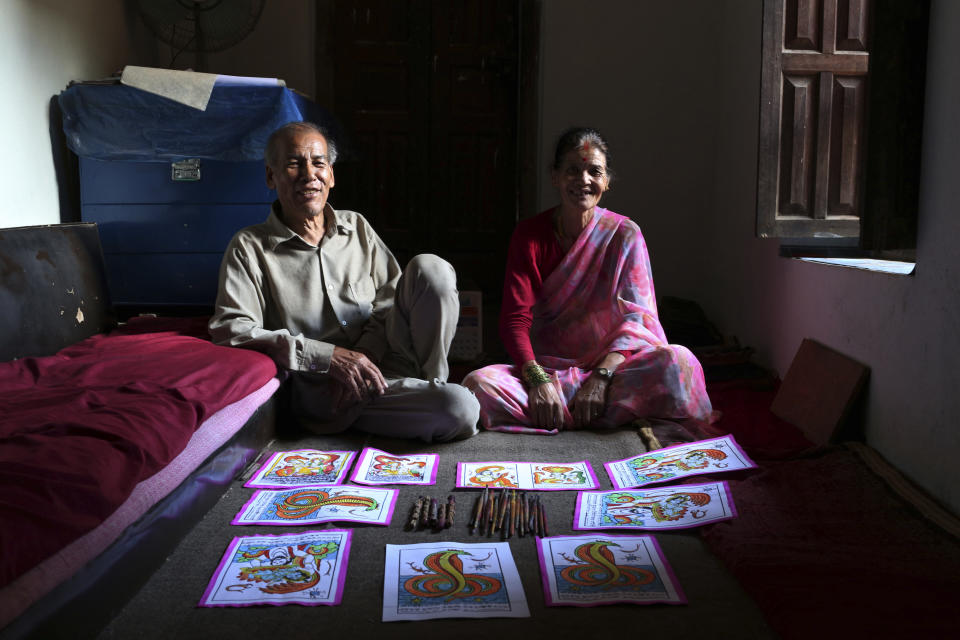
left=231, top=486, right=398, bottom=526
left=536, top=534, right=685, bottom=606
left=604, top=435, right=757, bottom=488
left=383, top=542, right=529, bottom=621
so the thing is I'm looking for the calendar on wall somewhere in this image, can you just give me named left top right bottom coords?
left=450, top=290, right=482, bottom=362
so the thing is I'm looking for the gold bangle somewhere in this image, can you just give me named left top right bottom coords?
left=522, top=363, right=551, bottom=387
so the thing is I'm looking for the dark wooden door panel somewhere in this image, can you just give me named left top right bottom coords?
left=332, top=0, right=518, bottom=295
left=836, top=0, right=869, bottom=51
left=827, top=75, right=866, bottom=216
left=332, top=0, right=430, bottom=258
left=779, top=73, right=818, bottom=218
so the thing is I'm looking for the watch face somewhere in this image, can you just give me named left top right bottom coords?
left=596, top=368, right=611, bottom=378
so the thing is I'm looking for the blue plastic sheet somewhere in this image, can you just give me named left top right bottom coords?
left=58, top=83, right=343, bottom=162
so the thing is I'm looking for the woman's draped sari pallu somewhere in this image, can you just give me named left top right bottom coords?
left=464, top=209, right=713, bottom=435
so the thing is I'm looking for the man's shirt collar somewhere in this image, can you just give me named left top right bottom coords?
left=266, top=202, right=354, bottom=250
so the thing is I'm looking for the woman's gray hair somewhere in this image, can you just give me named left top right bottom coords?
left=552, top=126, right=613, bottom=181
left=265, top=121, right=338, bottom=167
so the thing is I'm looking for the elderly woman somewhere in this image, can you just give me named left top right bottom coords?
left=463, top=127, right=713, bottom=434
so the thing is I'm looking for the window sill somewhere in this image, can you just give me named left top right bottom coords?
left=797, top=257, right=915, bottom=275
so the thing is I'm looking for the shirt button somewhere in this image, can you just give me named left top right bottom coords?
left=340, top=320, right=348, bottom=326
left=309, top=363, right=317, bottom=371
left=327, top=284, right=333, bottom=290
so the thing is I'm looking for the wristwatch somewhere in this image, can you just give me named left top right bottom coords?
left=592, top=367, right=614, bottom=381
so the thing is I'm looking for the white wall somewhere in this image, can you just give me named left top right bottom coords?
left=700, top=0, right=960, bottom=513
left=0, top=0, right=318, bottom=231
left=0, top=0, right=132, bottom=229
left=538, top=0, right=722, bottom=300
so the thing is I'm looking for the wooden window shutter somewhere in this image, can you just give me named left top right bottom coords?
left=758, top=0, right=928, bottom=253
left=758, top=0, right=868, bottom=240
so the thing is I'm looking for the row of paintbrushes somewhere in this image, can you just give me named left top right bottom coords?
left=469, top=487, right=550, bottom=538
left=407, top=495, right=456, bottom=531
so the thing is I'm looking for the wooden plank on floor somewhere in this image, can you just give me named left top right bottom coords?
left=770, top=338, right=869, bottom=445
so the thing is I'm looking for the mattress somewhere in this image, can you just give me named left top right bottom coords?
left=0, top=377, right=278, bottom=629
left=0, top=328, right=277, bottom=593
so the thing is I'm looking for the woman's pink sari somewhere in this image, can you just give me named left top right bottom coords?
left=464, top=208, right=712, bottom=435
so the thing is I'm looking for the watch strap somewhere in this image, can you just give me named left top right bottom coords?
left=593, top=367, right=614, bottom=381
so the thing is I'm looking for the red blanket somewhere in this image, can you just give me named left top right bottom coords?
left=0, top=330, right=276, bottom=587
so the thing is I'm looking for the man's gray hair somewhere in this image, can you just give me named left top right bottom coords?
left=264, top=121, right=338, bottom=167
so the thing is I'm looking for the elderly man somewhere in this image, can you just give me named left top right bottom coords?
left=209, top=121, right=479, bottom=442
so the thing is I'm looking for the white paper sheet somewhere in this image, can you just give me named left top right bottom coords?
left=536, top=534, right=686, bottom=606
left=121, top=65, right=219, bottom=110
left=383, top=542, right=529, bottom=621
left=120, top=66, right=284, bottom=110
left=232, top=486, right=397, bottom=526
left=245, top=449, right=356, bottom=488
left=349, top=447, right=439, bottom=485
left=199, top=530, right=351, bottom=607
left=604, top=435, right=757, bottom=488
left=573, top=481, right=738, bottom=530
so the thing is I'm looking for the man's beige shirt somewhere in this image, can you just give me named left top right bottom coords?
left=208, top=203, right=401, bottom=373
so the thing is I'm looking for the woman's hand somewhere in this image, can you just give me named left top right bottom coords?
left=570, top=352, right=625, bottom=427
left=527, top=379, right=567, bottom=430
left=570, top=376, right=609, bottom=428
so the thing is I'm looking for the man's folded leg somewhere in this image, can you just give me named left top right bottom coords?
left=288, top=373, right=365, bottom=434
left=352, top=376, right=480, bottom=442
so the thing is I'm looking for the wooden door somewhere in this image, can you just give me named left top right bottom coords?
left=331, top=0, right=519, bottom=297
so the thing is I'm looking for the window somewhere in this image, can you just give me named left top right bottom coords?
left=757, top=0, right=929, bottom=262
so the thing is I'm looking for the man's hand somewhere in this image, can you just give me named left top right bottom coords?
left=328, top=346, right=387, bottom=406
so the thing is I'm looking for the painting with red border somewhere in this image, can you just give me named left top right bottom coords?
left=245, top=449, right=356, bottom=489
left=604, top=435, right=756, bottom=489
left=199, top=530, right=351, bottom=607
left=536, top=534, right=685, bottom=606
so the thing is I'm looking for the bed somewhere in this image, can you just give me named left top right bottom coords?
left=0, top=223, right=280, bottom=638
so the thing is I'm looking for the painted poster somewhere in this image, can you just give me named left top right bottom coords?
left=348, top=447, right=439, bottom=486
left=245, top=449, right=356, bottom=489
left=536, top=534, right=685, bottom=606
left=604, top=435, right=757, bottom=489
left=232, top=486, right=397, bottom=526
left=573, top=481, right=738, bottom=531
left=199, top=530, right=351, bottom=607
left=383, top=542, right=529, bottom=621
left=455, top=461, right=599, bottom=491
